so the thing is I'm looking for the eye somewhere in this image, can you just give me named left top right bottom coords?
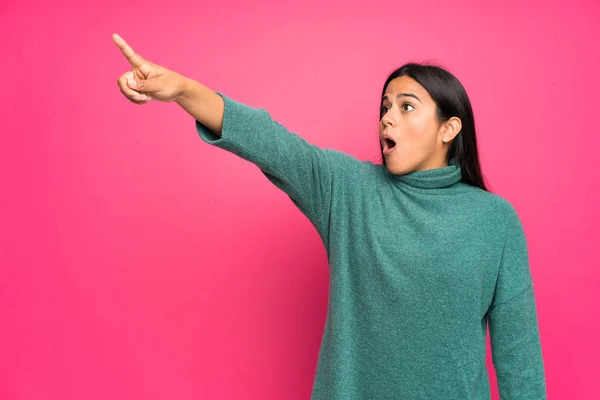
left=380, top=105, right=390, bottom=118
left=402, top=102, right=415, bottom=112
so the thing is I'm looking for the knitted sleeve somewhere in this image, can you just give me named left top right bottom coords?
left=487, top=206, right=547, bottom=399
left=194, top=92, right=353, bottom=242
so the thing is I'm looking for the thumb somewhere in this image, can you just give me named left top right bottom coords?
left=128, top=77, right=162, bottom=93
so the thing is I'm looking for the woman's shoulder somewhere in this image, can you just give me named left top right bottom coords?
left=465, top=187, right=525, bottom=232
left=320, top=148, right=378, bottom=178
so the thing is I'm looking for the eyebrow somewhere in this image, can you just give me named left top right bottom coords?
left=382, top=93, right=422, bottom=104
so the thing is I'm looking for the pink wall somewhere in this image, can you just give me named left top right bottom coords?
left=1, top=0, right=599, bottom=398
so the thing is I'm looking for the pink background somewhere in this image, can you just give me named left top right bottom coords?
left=1, top=0, right=599, bottom=399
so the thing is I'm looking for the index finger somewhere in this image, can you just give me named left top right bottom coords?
left=112, top=33, right=145, bottom=68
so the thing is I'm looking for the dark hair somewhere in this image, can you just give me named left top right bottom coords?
left=380, top=62, right=489, bottom=191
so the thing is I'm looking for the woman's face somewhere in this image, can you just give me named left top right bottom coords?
left=380, top=75, right=457, bottom=174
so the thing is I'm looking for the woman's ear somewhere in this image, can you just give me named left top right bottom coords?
left=441, top=117, right=462, bottom=143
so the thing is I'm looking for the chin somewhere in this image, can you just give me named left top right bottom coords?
left=384, top=159, right=413, bottom=175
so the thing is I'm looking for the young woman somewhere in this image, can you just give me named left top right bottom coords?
left=113, top=33, right=547, bottom=399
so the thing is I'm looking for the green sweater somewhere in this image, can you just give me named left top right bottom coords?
left=195, top=93, right=547, bottom=399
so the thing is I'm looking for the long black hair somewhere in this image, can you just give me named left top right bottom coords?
left=380, top=63, right=489, bottom=191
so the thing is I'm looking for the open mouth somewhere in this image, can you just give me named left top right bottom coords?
left=382, top=137, right=397, bottom=154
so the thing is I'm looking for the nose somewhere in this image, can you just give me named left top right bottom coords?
left=381, top=114, right=395, bottom=128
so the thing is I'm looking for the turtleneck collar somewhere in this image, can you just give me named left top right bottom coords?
left=385, top=158, right=463, bottom=189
